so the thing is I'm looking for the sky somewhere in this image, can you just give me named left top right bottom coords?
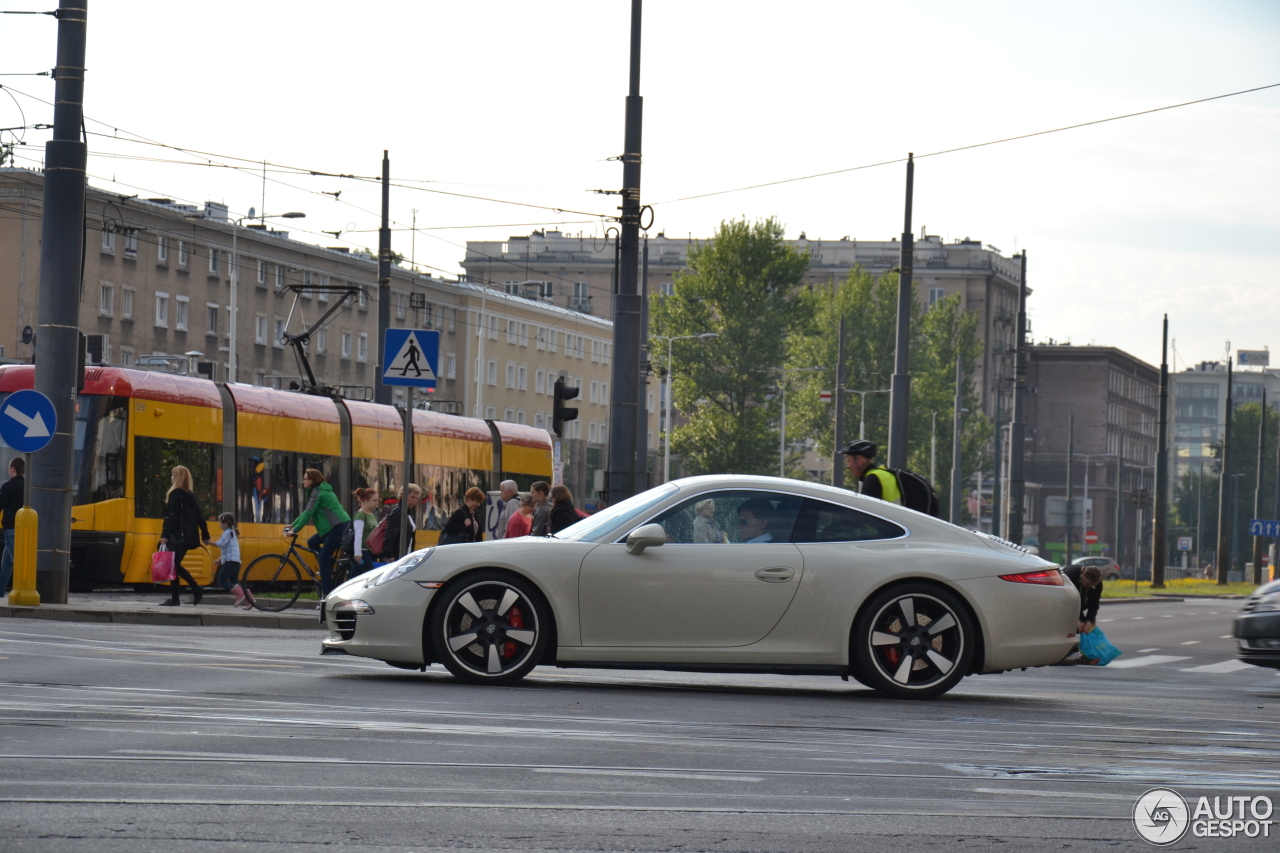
left=1, top=0, right=1277, bottom=369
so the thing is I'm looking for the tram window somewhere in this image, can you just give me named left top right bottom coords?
left=73, top=395, right=128, bottom=505
left=236, top=449, right=338, bottom=525
left=416, top=465, right=488, bottom=531
left=134, top=435, right=220, bottom=519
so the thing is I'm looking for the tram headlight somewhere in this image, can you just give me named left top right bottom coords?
left=374, top=548, right=435, bottom=586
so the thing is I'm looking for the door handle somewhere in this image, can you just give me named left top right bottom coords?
left=754, top=567, right=795, bottom=583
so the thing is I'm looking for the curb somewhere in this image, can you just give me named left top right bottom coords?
left=1151, top=592, right=1249, bottom=600
left=0, top=604, right=323, bottom=630
left=1101, top=596, right=1184, bottom=604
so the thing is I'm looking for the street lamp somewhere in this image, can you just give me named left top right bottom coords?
left=229, top=209, right=304, bottom=382
left=652, top=333, right=718, bottom=483
left=769, top=366, right=823, bottom=478
left=846, top=388, right=891, bottom=441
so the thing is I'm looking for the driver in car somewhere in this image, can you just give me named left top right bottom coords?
left=735, top=499, right=777, bottom=544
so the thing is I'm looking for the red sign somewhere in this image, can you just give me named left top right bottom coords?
left=819, top=390, right=833, bottom=402
left=1084, top=530, right=1099, bottom=545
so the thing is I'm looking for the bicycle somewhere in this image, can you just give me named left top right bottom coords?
left=240, top=532, right=352, bottom=612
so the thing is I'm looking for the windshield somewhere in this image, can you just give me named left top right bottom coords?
left=553, top=483, right=680, bottom=544
left=73, top=395, right=129, bottom=505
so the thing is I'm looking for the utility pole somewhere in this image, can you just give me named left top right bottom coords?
left=950, top=353, right=963, bottom=524
left=1251, top=388, right=1267, bottom=585
left=375, top=150, right=392, bottom=406
left=1006, top=251, right=1028, bottom=544
left=31, top=0, right=88, bottom=603
left=637, top=237, right=650, bottom=490
left=833, top=316, right=847, bottom=488
left=1151, top=315, right=1170, bottom=588
left=1216, top=359, right=1233, bottom=585
left=992, top=385, right=1003, bottom=538
left=1066, top=413, right=1075, bottom=567
left=1196, top=460, right=1203, bottom=570
left=1115, top=454, right=1124, bottom=578
left=887, top=154, right=915, bottom=470
left=606, top=0, right=644, bottom=503
left=930, top=412, right=937, bottom=487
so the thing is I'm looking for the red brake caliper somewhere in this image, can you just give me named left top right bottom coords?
left=503, top=606, right=523, bottom=658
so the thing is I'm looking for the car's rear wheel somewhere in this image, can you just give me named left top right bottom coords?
left=852, top=583, right=975, bottom=700
left=430, top=571, right=549, bottom=686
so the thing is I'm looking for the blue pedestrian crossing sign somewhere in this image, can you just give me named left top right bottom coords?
left=0, top=389, right=56, bottom=453
left=381, top=329, right=439, bottom=390
left=1249, top=519, right=1280, bottom=537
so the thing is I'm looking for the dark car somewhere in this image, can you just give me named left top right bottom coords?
left=1233, top=579, right=1280, bottom=670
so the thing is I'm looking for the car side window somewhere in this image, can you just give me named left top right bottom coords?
left=647, top=490, right=803, bottom=544
left=791, top=498, right=906, bottom=543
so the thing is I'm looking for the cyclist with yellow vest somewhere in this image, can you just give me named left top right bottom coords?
left=840, top=440, right=902, bottom=504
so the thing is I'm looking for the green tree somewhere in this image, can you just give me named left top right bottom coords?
left=649, top=217, right=812, bottom=475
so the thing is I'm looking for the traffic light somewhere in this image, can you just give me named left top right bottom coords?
left=552, top=376, right=579, bottom=437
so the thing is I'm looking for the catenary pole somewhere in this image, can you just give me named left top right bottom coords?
left=637, top=237, right=650, bottom=490
left=1251, top=388, right=1267, bottom=584
left=1006, top=251, right=1028, bottom=544
left=992, top=384, right=1003, bottom=538
left=1216, top=359, right=1233, bottom=584
left=950, top=354, right=962, bottom=524
left=887, top=154, right=915, bottom=470
left=1151, top=315, right=1170, bottom=588
left=607, top=0, right=644, bottom=504
left=1066, top=413, right=1075, bottom=567
left=833, top=316, right=847, bottom=488
left=31, top=0, right=89, bottom=603
left=375, top=151, right=392, bottom=406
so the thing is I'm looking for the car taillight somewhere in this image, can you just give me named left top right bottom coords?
left=999, top=570, right=1064, bottom=586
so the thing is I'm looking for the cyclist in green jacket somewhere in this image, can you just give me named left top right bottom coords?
left=284, top=468, right=351, bottom=595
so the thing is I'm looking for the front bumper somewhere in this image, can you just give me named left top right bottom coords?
left=1234, top=611, right=1280, bottom=670
left=319, top=576, right=437, bottom=665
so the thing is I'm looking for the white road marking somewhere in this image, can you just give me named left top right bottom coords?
left=1138, top=648, right=1159, bottom=653
left=534, top=768, right=763, bottom=782
left=973, top=787, right=1117, bottom=800
left=1131, top=617, right=1145, bottom=620
left=1220, top=635, right=1234, bottom=639
left=1181, top=641, right=1200, bottom=645
left=1161, top=614, right=1175, bottom=618
left=1107, top=655, right=1191, bottom=669
left=1179, top=660, right=1254, bottom=674
left=1099, top=619, right=1115, bottom=623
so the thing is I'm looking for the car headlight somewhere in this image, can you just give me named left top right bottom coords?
left=374, top=547, right=435, bottom=586
left=1253, top=592, right=1280, bottom=613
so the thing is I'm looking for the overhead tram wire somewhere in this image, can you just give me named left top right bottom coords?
left=653, top=82, right=1280, bottom=205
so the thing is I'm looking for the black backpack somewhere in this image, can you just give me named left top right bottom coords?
left=888, top=468, right=941, bottom=518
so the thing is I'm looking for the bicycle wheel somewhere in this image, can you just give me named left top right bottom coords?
left=241, top=553, right=303, bottom=612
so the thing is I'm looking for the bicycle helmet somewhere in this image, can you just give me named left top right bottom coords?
left=839, top=439, right=878, bottom=458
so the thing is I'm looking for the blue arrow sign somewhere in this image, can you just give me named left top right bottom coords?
left=1249, top=519, right=1280, bottom=538
left=0, top=389, right=56, bottom=453
left=381, top=329, right=439, bottom=390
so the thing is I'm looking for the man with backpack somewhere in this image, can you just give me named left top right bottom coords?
left=840, top=439, right=941, bottom=518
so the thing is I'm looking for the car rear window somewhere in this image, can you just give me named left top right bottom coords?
left=790, top=498, right=906, bottom=543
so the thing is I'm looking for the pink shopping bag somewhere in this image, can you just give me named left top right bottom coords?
left=151, top=547, right=175, bottom=583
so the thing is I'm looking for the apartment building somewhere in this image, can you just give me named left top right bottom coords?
left=1170, top=357, right=1280, bottom=484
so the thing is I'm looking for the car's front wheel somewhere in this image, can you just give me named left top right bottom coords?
left=852, top=583, right=975, bottom=699
left=430, top=571, right=549, bottom=686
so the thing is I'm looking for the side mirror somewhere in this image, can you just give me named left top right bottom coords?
left=625, top=523, right=667, bottom=556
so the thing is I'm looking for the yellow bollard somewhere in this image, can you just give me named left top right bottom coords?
left=8, top=506, right=39, bottom=606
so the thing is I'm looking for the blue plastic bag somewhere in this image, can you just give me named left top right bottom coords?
left=1079, top=626, right=1123, bottom=666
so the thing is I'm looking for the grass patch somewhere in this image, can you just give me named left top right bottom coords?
left=1101, top=578, right=1260, bottom=598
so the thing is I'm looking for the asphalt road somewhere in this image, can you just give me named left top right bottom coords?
left=0, top=598, right=1277, bottom=852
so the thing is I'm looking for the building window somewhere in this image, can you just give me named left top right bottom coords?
left=178, top=240, right=190, bottom=268
left=448, top=307, right=456, bottom=333
left=174, top=296, right=189, bottom=331
left=446, top=352, right=456, bottom=379
left=301, top=271, right=312, bottom=298
left=488, top=315, right=499, bottom=340
left=517, top=364, right=527, bottom=391
left=504, top=407, right=515, bottom=423
left=647, top=391, right=655, bottom=413
left=485, top=405, right=496, bottom=420
left=516, top=410, right=527, bottom=425
left=601, top=381, right=609, bottom=403
left=315, top=328, right=327, bottom=354
left=124, top=230, right=138, bottom=259
left=548, top=330, right=557, bottom=353
left=119, top=347, right=134, bottom=367
left=274, top=319, right=286, bottom=348
left=101, top=228, right=115, bottom=254
left=121, top=287, right=134, bottom=320
left=534, top=412, right=544, bottom=429
left=255, top=314, right=268, bottom=344
left=589, top=422, right=598, bottom=443
left=928, top=287, right=945, bottom=307
left=648, top=431, right=655, bottom=450
left=507, top=319, right=517, bottom=345
left=535, top=368, right=546, bottom=395
left=603, top=343, right=611, bottom=366
left=396, top=293, right=406, bottom=319
left=487, top=358, right=498, bottom=386
left=274, top=264, right=284, bottom=289
left=420, top=303, right=433, bottom=327
left=318, top=275, right=329, bottom=303
left=206, top=303, right=219, bottom=336
left=341, top=331, right=352, bottom=359
left=254, top=371, right=265, bottom=386
left=209, top=248, right=220, bottom=276
left=157, top=236, right=168, bottom=265
left=519, top=323, right=529, bottom=347
left=660, top=282, right=673, bottom=296
left=357, top=332, right=368, bottom=363
left=505, top=362, right=516, bottom=389
left=358, top=289, right=368, bottom=310
left=590, top=380, right=599, bottom=404
left=154, top=292, right=169, bottom=328
left=99, top=284, right=113, bottom=317
left=535, top=326, right=546, bottom=350
left=257, top=260, right=267, bottom=287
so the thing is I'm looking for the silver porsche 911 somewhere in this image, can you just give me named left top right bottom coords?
left=321, top=476, right=1079, bottom=699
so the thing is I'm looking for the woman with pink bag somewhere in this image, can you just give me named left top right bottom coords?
left=158, top=465, right=210, bottom=606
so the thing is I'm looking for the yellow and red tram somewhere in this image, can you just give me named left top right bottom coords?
left=0, top=365, right=552, bottom=588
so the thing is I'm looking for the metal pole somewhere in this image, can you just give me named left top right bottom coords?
left=638, top=237, right=650, bottom=490
left=779, top=378, right=786, bottom=479
left=992, top=386, right=1003, bottom=538
left=375, top=151, right=393, bottom=406
left=31, top=0, right=88, bottom=603
left=1066, top=413, right=1075, bottom=566
left=833, top=316, right=847, bottom=488
left=931, top=412, right=937, bottom=486
left=398, top=406, right=413, bottom=557
left=1152, top=315, right=1170, bottom=588
left=230, top=227, right=238, bottom=382
left=860, top=392, right=866, bottom=441
left=887, top=154, right=914, bottom=470
left=1196, top=460, right=1203, bottom=570
left=1216, top=360, right=1233, bottom=584
left=950, top=354, right=962, bottom=524
left=1231, top=474, right=1241, bottom=577
left=662, top=336, right=673, bottom=484
left=1006, top=251, right=1028, bottom=544
left=607, top=0, right=644, bottom=503
left=1116, top=455, right=1124, bottom=580
left=1252, top=389, right=1267, bottom=585
left=1082, top=454, right=1090, bottom=554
